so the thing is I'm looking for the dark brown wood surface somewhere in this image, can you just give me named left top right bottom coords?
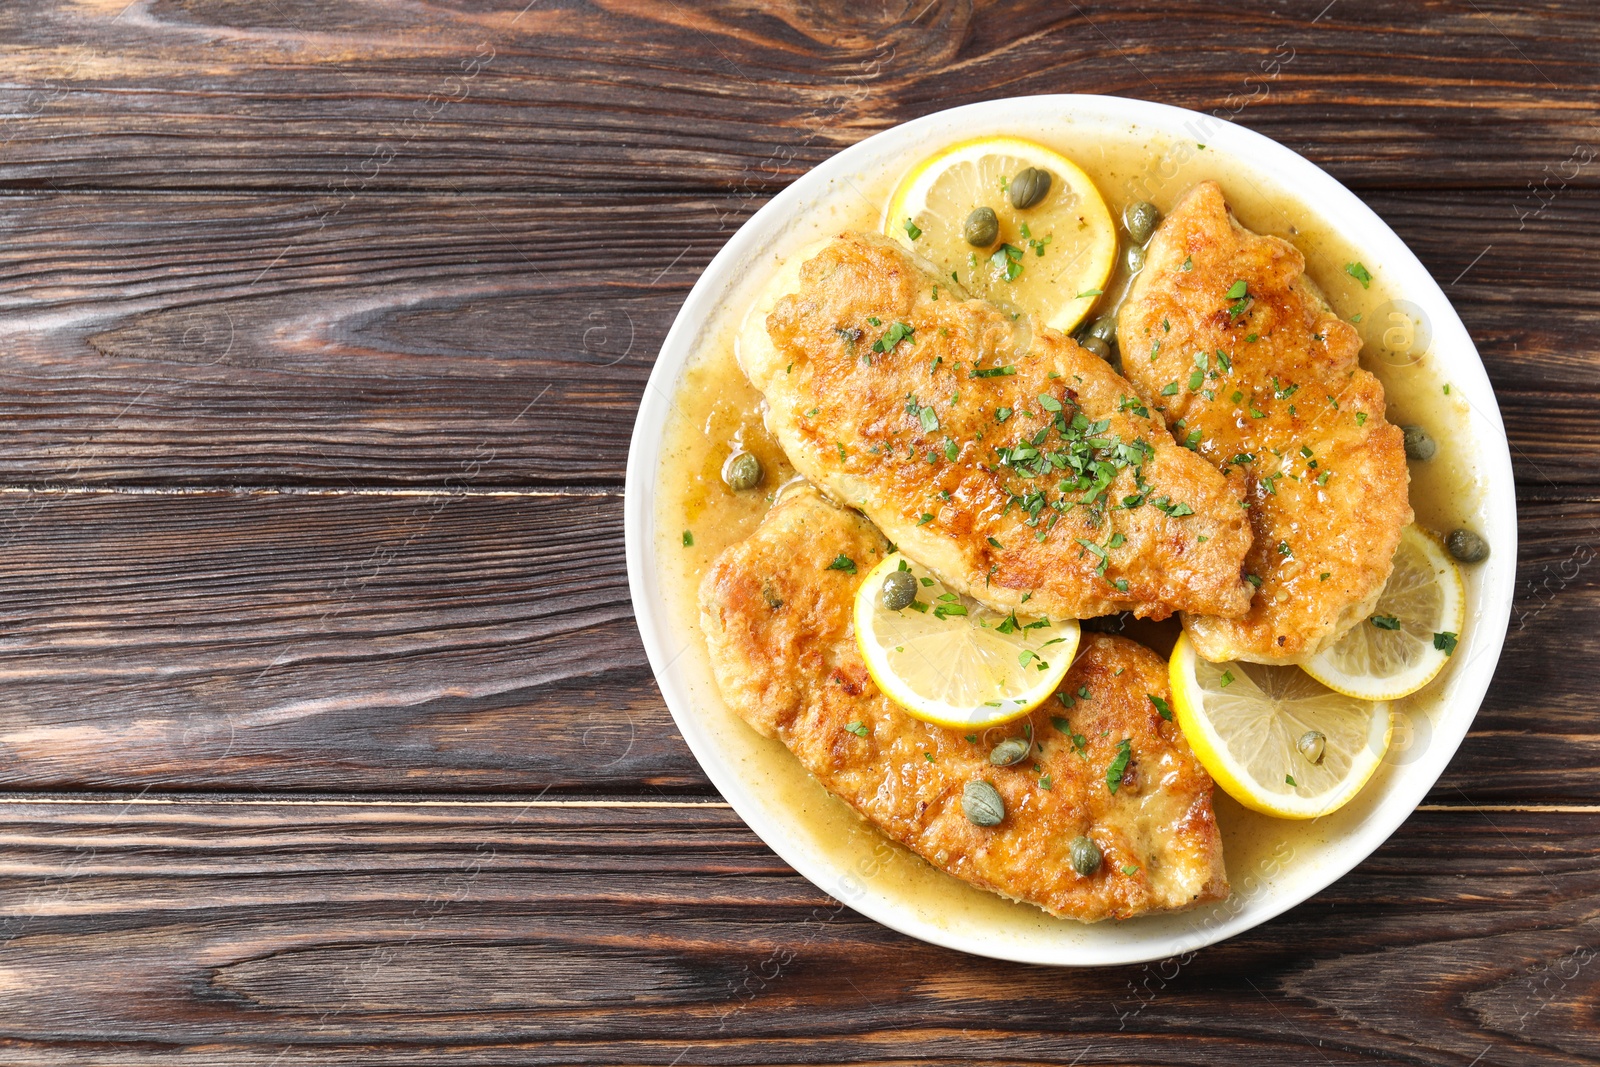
left=1, top=1, right=1596, bottom=1063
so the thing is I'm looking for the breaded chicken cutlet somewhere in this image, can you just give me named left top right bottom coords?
left=698, top=485, right=1229, bottom=922
left=1117, top=182, right=1413, bottom=663
left=737, top=232, right=1255, bottom=623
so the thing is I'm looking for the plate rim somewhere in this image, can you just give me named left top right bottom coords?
left=624, top=93, right=1518, bottom=966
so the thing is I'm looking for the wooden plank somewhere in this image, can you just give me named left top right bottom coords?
left=0, top=489, right=703, bottom=794
left=0, top=189, right=1593, bottom=488
left=0, top=796, right=1589, bottom=1064
left=0, top=489, right=1587, bottom=799
left=0, top=1, right=1595, bottom=193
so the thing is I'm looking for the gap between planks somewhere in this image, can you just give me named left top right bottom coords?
left=0, top=485, right=623, bottom=497
left=0, top=796, right=1588, bottom=814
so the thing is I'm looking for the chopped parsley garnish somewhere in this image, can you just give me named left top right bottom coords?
left=918, top=405, right=940, bottom=433
left=1434, top=631, right=1459, bottom=655
left=874, top=321, right=914, bottom=354
left=1182, top=256, right=1193, bottom=271
left=992, top=243, right=1025, bottom=281
left=1225, top=280, right=1247, bottom=300
left=995, top=405, right=1013, bottom=422
left=681, top=530, right=693, bottom=547
left=1244, top=573, right=1263, bottom=588
left=987, top=536, right=1004, bottom=549
left=827, top=555, right=857, bottom=575
left=1356, top=412, right=1368, bottom=425
left=1149, top=694, right=1173, bottom=721
left=902, top=218, right=922, bottom=241
left=1220, top=670, right=1234, bottom=687
left=1370, top=614, right=1402, bottom=630
left=972, top=365, right=1017, bottom=379
left=1122, top=864, right=1141, bottom=876
left=932, top=601, right=968, bottom=619
left=917, top=513, right=935, bottom=526
left=1286, top=774, right=1297, bottom=787
left=943, top=438, right=959, bottom=461
left=1077, top=287, right=1104, bottom=298
left=844, top=721, right=868, bottom=737
left=1106, top=738, right=1133, bottom=794
left=1345, top=261, right=1373, bottom=288
left=1161, top=381, right=1180, bottom=396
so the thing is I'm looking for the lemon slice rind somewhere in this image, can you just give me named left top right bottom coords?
left=854, top=553, right=1080, bottom=730
left=1171, top=634, right=1391, bottom=820
left=1300, top=526, right=1466, bottom=702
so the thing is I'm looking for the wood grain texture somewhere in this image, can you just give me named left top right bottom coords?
left=0, top=189, right=1593, bottom=487
left=0, top=796, right=1588, bottom=1065
left=0, top=488, right=1589, bottom=801
left=0, top=0, right=1595, bottom=193
left=0, top=490, right=703, bottom=794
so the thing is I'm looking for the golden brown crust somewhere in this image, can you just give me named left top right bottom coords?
left=1117, top=182, right=1413, bottom=663
left=698, top=487, right=1228, bottom=922
left=740, top=231, right=1254, bottom=622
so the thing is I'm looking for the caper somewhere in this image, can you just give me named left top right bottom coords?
left=962, top=780, right=1005, bottom=827
left=1079, top=336, right=1111, bottom=360
left=963, top=206, right=999, bottom=247
left=1069, top=835, right=1102, bottom=876
left=1296, top=729, right=1327, bottom=765
left=1402, top=425, right=1437, bottom=462
left=1126, top=243, right=1146, bottom=273
left=1008, top=167, right=1052, bottom=210
left=1123, top=200, right=1160, bottom=245
left=989, top=737, right=1030, bottom=767
left=1447, top=528, right=1489, bottom=564
left=1086, top=315, right=1117, bottom=344
left=723, top=451, right=763, bottom=491
left=880, top=568, right=918, bottom=612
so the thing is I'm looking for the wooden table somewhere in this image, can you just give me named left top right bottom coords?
left=1, top=2, right=1594, bottom=1063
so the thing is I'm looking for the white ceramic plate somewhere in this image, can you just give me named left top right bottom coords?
left=625, top=95, right=1516, bottom=966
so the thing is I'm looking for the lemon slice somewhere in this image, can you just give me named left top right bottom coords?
left=883, top=136, right=1116, bottom=335
left=1170, top=633, right=1391, bottom=819
left=1300, top=526, right=1466, bottom=701
left=854, top=553, right=1080, bottom=729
